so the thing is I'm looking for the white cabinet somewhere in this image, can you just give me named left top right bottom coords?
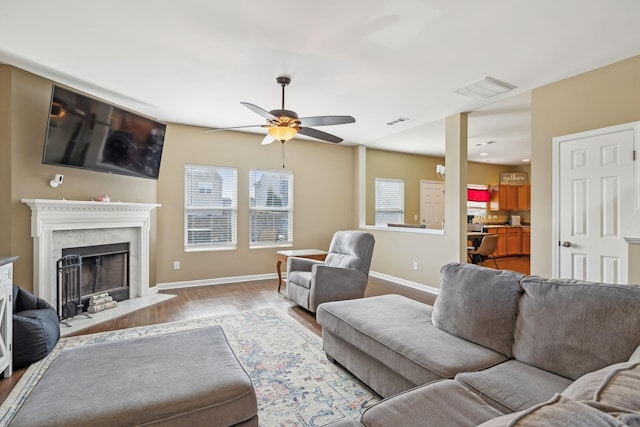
left=0, top=257, right=16, bottom=378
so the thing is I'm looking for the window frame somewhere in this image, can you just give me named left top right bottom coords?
left=184, top=164, right=238, bottom=252
left=249, top=169, right=294, bottom=249
left=374, top=178, right=405, bottom=226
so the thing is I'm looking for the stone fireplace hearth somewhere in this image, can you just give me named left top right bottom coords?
left=22, top=199, right=160, bottom=309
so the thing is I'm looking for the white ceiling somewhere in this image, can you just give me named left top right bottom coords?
left=1, top=1, right=639, bottom=165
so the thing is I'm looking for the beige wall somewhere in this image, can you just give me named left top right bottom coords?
left=362, top=139, right=533, bottom=287
left=361, top=114, right=468, bottom=287
left=365, top=149, right=530, bottom=225
left=531, top=54, right=640, bottom=279
left=0, top=65, right=357, bottom=291
left=155, top=124, right=356, bottom=284
left=0, top=66, right=159, bottom=292
left=5, top=54, right=640, bottom=294
left=0, top=67, right=12, bottom=257
left=365, top=149, right=444, bottom=225
left=467, top=162, right=530, bottom=186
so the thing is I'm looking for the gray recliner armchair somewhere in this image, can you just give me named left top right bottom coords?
left=286, top=231, right=375, bottom=312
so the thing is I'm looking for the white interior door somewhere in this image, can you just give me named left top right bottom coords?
left=420, top=180, right=444, bottom=229
left=554, top=124, right=637, bottom=283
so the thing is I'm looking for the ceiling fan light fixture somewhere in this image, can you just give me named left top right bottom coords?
left=268, top=125, right=297, bottom=142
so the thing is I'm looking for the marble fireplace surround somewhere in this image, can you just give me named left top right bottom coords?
left=22, top=199, right=160, bottom=308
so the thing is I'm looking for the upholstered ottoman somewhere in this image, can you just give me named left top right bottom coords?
left=9, top=326, right=258, bottom=427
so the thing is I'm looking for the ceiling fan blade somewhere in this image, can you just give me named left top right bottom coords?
left=297, top=127, right=343, bottom=143
left=261, top=134, right=275, bottom=145
left=203, top=124, right=265, bottom=133
left=241, top=102, right=278, bottom=121
left=298, top=115, right=356, bottom=127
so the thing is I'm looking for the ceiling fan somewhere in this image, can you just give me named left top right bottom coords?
left=204, top=76, right=355, bottom=145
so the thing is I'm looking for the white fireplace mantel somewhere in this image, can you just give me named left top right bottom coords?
left=22, top=199, right=160, bottom=306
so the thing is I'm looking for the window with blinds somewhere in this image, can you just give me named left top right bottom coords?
left=184, top=165, right=237, bottom=251
left=375, top=178, right=404, bottom=226
left=249, top=169, right=293, bottom=248
left=467, top=184, right=489, bottom=216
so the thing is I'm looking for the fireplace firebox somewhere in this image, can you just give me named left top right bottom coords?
left=62, top=242, right=130, bottom=309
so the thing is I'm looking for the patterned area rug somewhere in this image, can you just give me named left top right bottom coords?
left=0, top=309, right=379, bottom=426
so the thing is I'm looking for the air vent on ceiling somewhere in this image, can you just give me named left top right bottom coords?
left=385, top=117, right=410, bottom=126
left=454, top=77, right=516, bottom=100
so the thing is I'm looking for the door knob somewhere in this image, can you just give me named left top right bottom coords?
left=561, top=241, right=571, bottom=247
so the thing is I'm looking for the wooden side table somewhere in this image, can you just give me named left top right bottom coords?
left=276, top=249, right=328, bottom=293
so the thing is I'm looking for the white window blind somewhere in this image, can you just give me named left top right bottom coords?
left=375, top=178, right=404, bottom=226
left=249, top=169, right=293, bottom=248
left=184, top=164, right=237, bottom=250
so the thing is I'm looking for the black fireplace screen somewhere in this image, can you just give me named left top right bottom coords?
left=58, top=242, right=130, bottom=322
left=56, top=254, right=84, bottom=324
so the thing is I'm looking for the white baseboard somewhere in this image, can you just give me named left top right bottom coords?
left=156, top=271, right=438, bottom=296
left=369, top=271, right=440, bottom=296
left=156, top=273, right=277, bottom=290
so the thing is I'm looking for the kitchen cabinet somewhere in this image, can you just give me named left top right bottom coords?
left=506, top=227, right=522, bottom=256
left=489, top=185, right=530, bottom=211
left=489, top=185, right=516, bottom=211
left=522, top=227, right=531, bottom=255
left=517, top=185, right=531, bottom=210
left=487, top=227, right=524, bottom=257
left=487, top=228, right=507, bottom=257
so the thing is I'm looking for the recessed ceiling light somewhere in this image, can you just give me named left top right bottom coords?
left=475, top=140, right=496, bottom=146
left=522, top=158, right=530, bottom=162
left=480, top=152, right=488, bottom=156
left=454, top=77, right=516, bottom=100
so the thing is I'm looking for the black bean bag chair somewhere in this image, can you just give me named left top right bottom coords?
left=13, top=285, right=60, bottom=369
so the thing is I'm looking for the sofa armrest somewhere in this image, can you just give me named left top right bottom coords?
left=288, top=257, right=323, bottom=272
left=309, top=265, right=367, bottom=311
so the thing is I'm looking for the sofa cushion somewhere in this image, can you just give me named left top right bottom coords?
left=477, top=394, right=625, bottom=427
left=455, top=360, right=573, bottom=413
left=317, top=295, right=507, bottom=388
left=432, top=263, right=524, bottom=357
left=324, top=230, right=375, bottom=274
left=359, top=380, right=504, bottom=427
left=562, top=361, right=640, bottom=413
left=513, top=277, right=640, bottom=380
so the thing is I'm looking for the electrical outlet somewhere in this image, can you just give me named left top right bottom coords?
left=413, top=261, right=418, bottom=271
left=173, top=261, right=180, bottom=270
left=413, top=214, right=418, bottom=221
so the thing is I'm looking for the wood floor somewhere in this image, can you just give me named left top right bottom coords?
left=0, top=256, right=528, bottom=404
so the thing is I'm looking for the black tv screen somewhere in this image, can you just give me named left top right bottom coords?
left=43, top=85, right=166, bottom=179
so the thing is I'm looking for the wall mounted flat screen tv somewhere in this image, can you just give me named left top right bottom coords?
left=42, top=85, right=166, bottom=179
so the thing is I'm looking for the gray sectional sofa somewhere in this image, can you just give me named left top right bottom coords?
left=317, top=262, right=640, bottom=426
